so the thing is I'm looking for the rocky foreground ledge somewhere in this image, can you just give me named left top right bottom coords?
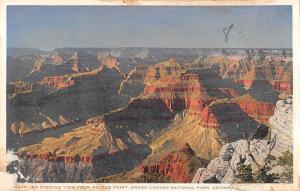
left=192, top=95, right=293, bottom=183
left=269, top=95, right=293, bottom=155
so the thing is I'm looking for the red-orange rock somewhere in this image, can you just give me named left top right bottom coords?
left=41, top=76, right=75, bottom=89
left=199, top=106, right=218, bottom=128
left=140, top=144, right=207, bottom=183
left=235, top=100, right=275, bottom=124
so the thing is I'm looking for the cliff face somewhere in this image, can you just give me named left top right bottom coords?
left=40, top=60, right=107, bottom=90
left=41, top=76, right=75, bottom=90
left=270, top=63, right=292, bottom=96
left=18, top=157, right=93, bottom=182
left=17, top=144, right=151, bottom=182
left=187, top=94, right=274, bottom=134
left=10, top=113, right=73, bottom=137
left=192, top=139, right=287, bottom=183
left=271, top=81, right=291, bottom=92
left=119, top=59, right=183, bottom=97
left=139, top=144, right=208, bottom=183
left=51, top=54, right=63, bottom=65
left=142, top=65, right=220, bottom=115
left=30, top=53, right=65, bottom=74
left=217, top=54, right=292, bottom=99
left=7, top=81, right=35, bottom=98
left=232, top=96, right=275, bottom=124
left=199, top=106, right=218, bottom=128
left=185, top=98, right=213, bottom=116
left=31, top=57, right=45, bottom=74
left=70, top=51, right=79, bottom=73
left=269, top=95, right=293, bottom=155
left=100, top=55, right=119, bottom=69
left=143, top=72, right=206, bottom=113
left=27, top=51, right=108, bottom=82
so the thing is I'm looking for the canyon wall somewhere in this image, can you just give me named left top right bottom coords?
left=139, top=144, right=208, bottom=183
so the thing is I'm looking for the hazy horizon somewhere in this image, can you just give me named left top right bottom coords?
left=7, top=47, right=293, bottom=52
left=7, top=6, right=292, bottom=50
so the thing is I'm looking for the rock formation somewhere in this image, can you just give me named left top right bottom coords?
left=7, top=81, right=34, bottom=98
left=89, top=144, right=208, bottom=183
left=191, top=139, right=286, bottom=183
left=41, top=76, right=75, bottom=89
left=269, top=95, right=293, bottom=155
left=31, top=57, right=44, bottom=74
left=70, top=51, right=79, bottom=73
left=50, top=53, right=63, bottom=65
left=139, top=144, right=208, bottom=182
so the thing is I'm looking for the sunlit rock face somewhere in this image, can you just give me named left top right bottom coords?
left=139, top=144, right=208, bottom=183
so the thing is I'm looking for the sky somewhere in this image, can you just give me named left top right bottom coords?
left=7, top=6, right=292, bottom=50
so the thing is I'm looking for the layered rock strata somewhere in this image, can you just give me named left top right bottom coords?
left=139, top=144, right=208, bottom=183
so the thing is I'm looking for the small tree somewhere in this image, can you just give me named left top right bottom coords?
left=235, top=162, right=254, bottom=183
left=253, top=159, right=279, bottom=183
left=277, top=151, right=293, bottom=182
left=234, top=123, right=279, bottom=183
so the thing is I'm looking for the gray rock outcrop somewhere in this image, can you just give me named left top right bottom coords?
left=192, top=139, right=281, bottom=183
left=269, top=95, right=293, bottom=155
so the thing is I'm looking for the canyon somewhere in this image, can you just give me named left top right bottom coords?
left=6, top=48, right=293, bottom=183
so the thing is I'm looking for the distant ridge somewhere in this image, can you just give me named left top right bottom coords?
left=7, top=48, right=50, bottom=57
